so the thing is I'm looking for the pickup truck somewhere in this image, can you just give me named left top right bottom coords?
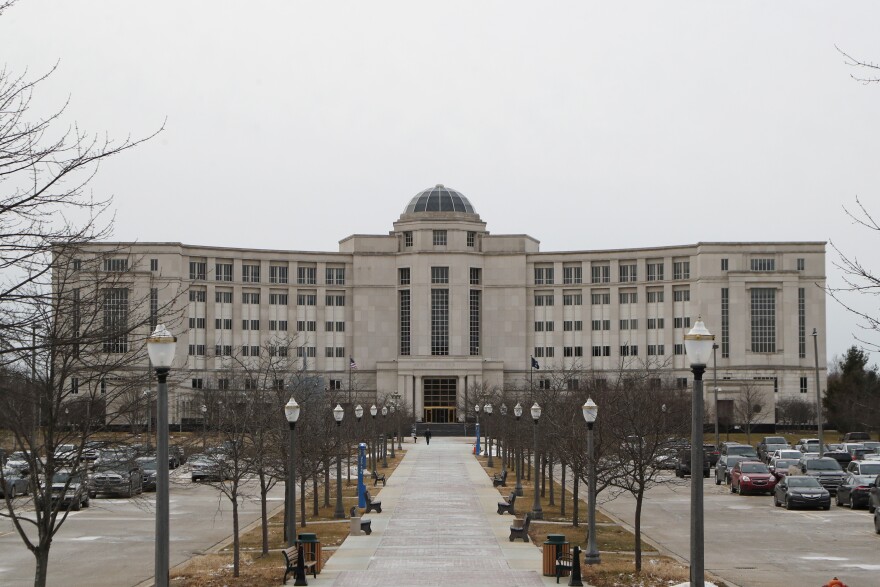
left=798, top=457, right=846, bottom=495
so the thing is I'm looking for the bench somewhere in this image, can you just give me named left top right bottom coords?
left=349, top=505, right=373, bottom=535
left=492, top=469, right=508, bottom=487
left=508, top=512, right=532, bottom=542
left=364, top=489, right=382, bottom=514
left=282, top=544, right=317, bottom=585
left=371, top=470, right=386, bottom=487
left=497, top=491, right=516, bottom=515
left=555, top=551, right=573, bottom=583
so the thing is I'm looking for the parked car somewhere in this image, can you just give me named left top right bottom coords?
left=841, top=443, right=867, bottom=456
left=53, top=444, right=79, bottom=466
left=703, top=444, right=719, bottom=467
left=720, top=443, right=759, bottom=459
left=715, top=454, right=749, bottom=485
left=170, top=445, right=186, bottom=468
left=757, top=437, right=790, bottom=463
left=795, top=438, right=821, bottom=453
left=189, top=454, right=230, bottom=482
left=841, top=432, right=872, bottom=443
left=675, top=447, right=710, bottom=478
left=835, top=473, right=876, bottom=509
left=875, top=508, right=880, bottom=534
left=768, top=458, right=799, bottom=480
left=771, top=449, right=802, bottom=462
left=730, top=460, right=778, bottom=495
left=847, top=461, right=880, bottom=476
left=774, top=475, right=831, bottom=510
left=136, top=457, right=158, bottom=492
left=862, top=441, right=880, bottom=452
left=654, top=447, right=677, bottom=470
left=799, top=457, right=846, bottom=495
left=868, top=474, right=880, bottom=513
left=91, top=459, right=144, bottom=497
left=0, top=466, right=30, bottom=498
left=41, top=469, right=91, bottom=511
left=823, top=447, right=853, bottom=468
left=851, top=448, right=874, bottom=462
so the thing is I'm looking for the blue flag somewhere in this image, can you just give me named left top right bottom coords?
left=531, top=356, right=540, bottom=370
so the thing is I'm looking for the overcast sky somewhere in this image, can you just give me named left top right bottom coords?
left=3, top=1, right=879, bottom=364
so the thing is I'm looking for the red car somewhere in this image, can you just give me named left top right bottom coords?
left=730, top=460, right=778, bottom=495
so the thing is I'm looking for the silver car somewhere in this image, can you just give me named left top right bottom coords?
left=0, top=466, right=30, bottom=498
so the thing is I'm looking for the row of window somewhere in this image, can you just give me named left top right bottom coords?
left=187, top=262, right=346, bottom=285
left=190, top=344, right=344, bottom=358
left=533, top=289, right=690, bottom=306
left=190, top=289, right=340, bottom=307
left=402, top=230, right=478, bottom=248
left=534, top=343, right=689, bottom=359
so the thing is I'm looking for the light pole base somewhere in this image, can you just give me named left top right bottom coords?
left=584, top=551, right=601, bottom=565
left=530, top=509, right=543, bottom=520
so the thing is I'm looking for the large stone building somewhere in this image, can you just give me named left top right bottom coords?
left=98, top=185, right=827, bottom=427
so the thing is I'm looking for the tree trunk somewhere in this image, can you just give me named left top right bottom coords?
left=34, top=546, right=50, bottom=587
left=312, top=475, right=319, bottom=516
left=540, top=453, right=546, bottom=497
left=232, top=489, right=240, bottom=577
left=548, top=454, right=555, bottom=506
left=300, top=477, right=307, bottom=527
left=323, top=459, right=330, bottom=507
left=559, top=460, right=566, bottom=516
left=634, top=486, right=644, bottom=573
left=572, top=465, right=579, bottom=527
left=526, top=447, right=531, bottom=480
left=259, top=471, right=269, bottom=556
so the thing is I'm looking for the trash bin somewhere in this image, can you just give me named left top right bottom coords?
left=542, top=534, right=569, bottom=577
left=297, top=532, right=322, bottom=573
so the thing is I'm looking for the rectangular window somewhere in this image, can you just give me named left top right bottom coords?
left=534, top=266, right=554, bottom=285
left=647, top=261, right=664, bottom=281
left=534, top=293, right=555, bottom=306
left=800, top=376, right=808, bottom=394
left=187, top=344, right=206, bottom=356
left=326, top=267, right=345, bottom=285
left=674, top=316, right=691, bottom=329
left=242, top=292, right=260, bottom=304
left=676, top=377, right=688, bottom=389
left=296, top=320, right=316, bottom=331
left=103, top=258, right=128, bottom=272
left=619, top=292, right=637, bottom=304
left=467, top=231, right=476, bottom=247
left=591, top=345, right=611, bottom=357
left=591, top=264, right=610, bottom=284
left=431, top=266, right=449, bottom=284
left=325, top=293, right=345, bottom=306
left=433, top=230, right=447, bottom=246
left=470, top=289, right=481, bottom=356
left=619, top=345, right=638, bottom=356
left=470, top=267, right=482, bottom=285
left=721, top=287, right=730, bottom=358
left=563, top=293, right=583, bottom=306
left=590, top=292, right=610, bottom=305
left=750, top=258, right=776, bottom=271
left=404, top=231, right=413, bottom=247
left=215, top=262, right=233, bottom=282
left=270, top=292, right=288, bottom=305
left=399, top=268, right=411, bottom=285
left=269, top=320, right=288, bottom=331
left=71, top=377, right=79, bottom=394
left=150, top=259, right=158, bottom=272
left=797, top=258, right=805, bottom=271
left=721, top=258, right=729, bottom=271
left=647, top=318, right=665, bottom=329
left=647, top=344, right=665, bottom=356
left=400, top=289, right=411, bottom=356
left=296, top=266, right=316, bottom=285
left=751, top=287, right=776, bottom=352
left=618, top=263, right=637, bottom=283
left=242, top=345, right=262, bottom=357
left=150, top=288, right=158, bottom=331
left=188, top=317, right=206, bottom=329
left=242, top=263, right=261, bottom=283
left=214, top=345, right=232, bottom=357
left=431, top=289, right=449, bottom=355
left=328, top=379, right=342, bottom=390
left=673, top=288, right=690, bottom=302
left=296, top=292, right=317, bottom=306
left=270, top=264, right=289, bottom=284
left=591, top=319, right=611, bottom=331
left=619, top=319, right=638, bottom=330
left=674, top=343, right=685, bottom=355
left=214, top=291, right=231, bottom=304
left=647, top=290, right=664, bottom=303
left=563, top=346, right=584, bottom=357
left=103, top=288, right=129, bottom=353
left=324, top=347, right=345, bottom=358
left=242, top=319, right=260, bottom=330
left=673, top=261, right=690, bottom=280
left=563, top=320, right=583, bottom=331
left=215, top=318, right=233, bottom=330
left=798, top=287, right=806, bottom=359
left=73, top=258, right=82, bottom=271
left=189, top=289, right=206, bottom=302
left=217, top=379, right=229, bottom=390
left=192, top=378, right=204, bottom=389
left=563, top=265, right=582, bottom=284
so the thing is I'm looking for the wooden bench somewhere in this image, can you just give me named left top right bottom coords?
left=497, top=491, right=516, bottom=515
left=282, top=544, right=317, bottom=584
left=492, top=469, right=508, bottom=487
left=349, top=506, right=373, bottom=535
left=508, top=512, right=532, bottom=542
left=371, top=470, right=386, bottom=486
left=364, top=489, right=382, bottom=514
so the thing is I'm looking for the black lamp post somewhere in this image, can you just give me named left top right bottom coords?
left=200, top=404, right=207, bottom=450
left=389, top=404, right=396, bottom=459
left=333, top=404, right=345, bottom=519
left=147, top=324, right=177, bottom=587
left=485, top=403, right=494, bottom=467
left=582, top=398, right=600, bottom=565
left=514, top=402, right=523, bottom=496
left=284, top=397, right=300, bottom=544
left=685, top=318, right=714, bottom=587
left=530, top=402, right=543, bottom=520
left=499, top=403, right=507, bottom=471
left=370, top=404, right=377, bottom=474
left=381, top=406, right=388, bottom=467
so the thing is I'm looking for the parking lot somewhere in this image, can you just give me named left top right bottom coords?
left=0, top=467, right=284, bottom=587
left=600, top=472, right=880, bottom=587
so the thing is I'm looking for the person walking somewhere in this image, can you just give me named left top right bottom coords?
left=425, top=427, right=432, bottom=445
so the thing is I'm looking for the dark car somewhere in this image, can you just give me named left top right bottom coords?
left=675, top=447, right=710, bottom=478
left=703, top=444, right=719, bottom=467
left=836, top=473, right=875, bottom=509
left=0, top=466, right=30, bottom=498
left=875, top=508, right=880, bottom=534
left=774, top=475, right=831, bottom=510
left=823, top=447, right=853, bottom=468
left=720, top=443, right=759, bottom=459
left=41, top=469, right=92, bottom=511
left=841, top=432, right=871, bottom=443
left=768, top=458, right=799, bottom=480
left=868, top=474, right=880, bottom=513
left=799, top=457, right=846, bottom=495
left=136, top=457, right=158, bottom=492
left=91, top=459, right=144, bottom=497
left=730, top=460, right=778, bottom=495
left=715, top=454, right=748, bottom=485
left=757, top=437, right=790, bottom=463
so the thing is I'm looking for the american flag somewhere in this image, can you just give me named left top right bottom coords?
left=350, top=357, right=358, bottom=370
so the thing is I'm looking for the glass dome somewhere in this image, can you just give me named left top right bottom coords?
left=404, top=184, right=475, bottom=214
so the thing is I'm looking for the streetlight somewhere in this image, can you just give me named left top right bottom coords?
left=333, top=404, right=345, bottom=519
left=485, top=403, right=494, bottom=468
left=200, top=404, right=207, bottom=450
left=499, top=403, right=508, bottom=471
left=381, top=406, right=388, bottom=467
left=389, top=404, right=396, bottom=459
left=475, top=403, right=481, bottom=455
left=370, top=404, right=378, bottom=474
left=712, top=343, right=720, bottom=454
left=355, top=404, right=364, bottom=508
left=812, top=328, right=823, bottom=457
left=684, top=318, right=714, bottom=587
left=582, top=398, right=600, bottom=565
left=514, top=402, right=523, bottom=496
left=146, top=324, right=177, bottom=587
left=392, top=392, right=403, bottom=450
left=284, top=397, right=300, bottom=545
left=530, top=402, right=543, bottom=520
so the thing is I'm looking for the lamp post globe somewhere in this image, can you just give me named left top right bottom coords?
left=332, top=404, right=345, bottom=519
left=582, top=397, right=600, bottom=565
left=514, top=402, right=523, bottom=496
left=146, top=324, right=176, bottom=587
left=684, top=318, right=714, bottom=587
left=355, top=404, right=363, bottom=421
left=499, top=404, right=508, bottom=470
left=284, top=398, right=300, bottom=546
left=530, top=402, right=542, bottom=519
left=370, top=404, right=378, bottom=474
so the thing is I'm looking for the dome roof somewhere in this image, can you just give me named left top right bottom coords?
left=404, top=184, right=476, bottom=214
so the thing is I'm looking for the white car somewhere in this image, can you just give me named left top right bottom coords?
left=772, top=449, right=802, bottom=461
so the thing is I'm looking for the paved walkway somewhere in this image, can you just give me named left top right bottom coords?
left=303, top=437, right=563, bottom=587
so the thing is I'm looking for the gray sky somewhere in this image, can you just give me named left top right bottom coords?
left=3, top=1, right=879, bottom=364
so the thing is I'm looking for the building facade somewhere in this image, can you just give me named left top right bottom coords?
left=93, top=185, right=827, bottom=426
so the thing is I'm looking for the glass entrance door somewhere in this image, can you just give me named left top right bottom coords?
left=422, top=378, right=457, bottom=424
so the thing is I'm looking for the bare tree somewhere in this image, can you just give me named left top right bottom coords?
left=734, top=382, right=767, bottom=444
left=837, top=45, right=880, bottom=85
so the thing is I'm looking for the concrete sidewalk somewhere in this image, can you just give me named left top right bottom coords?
left=299, top=437, right=568, bottom=587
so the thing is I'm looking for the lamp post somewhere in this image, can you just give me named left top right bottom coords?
left=499, top=403, right=508, bottom=471
left=370, top=404, right=378, bottom=474
left=475, top=403, right=481, bottom=455
left=392, top=392, right=403, bottom=450
left=530, top=402, right=543, bottom=520
left=582, top=398, right=600, bottom=565
left=381, top=406, right=388, bottom=467
left=389, top=404, right=396, bottom=459
left=146, top=324, right=177, bottom=587
left=514, top=402, right=523, bottom=496
left=355, top=404, right=364, bottom=508
left=200, top=404, right=207, bottom=450
left=284, top=398, right=300, bottom=545
left=333, top=404, right=345, bottom=519
left=485, top=403, right=494, bottom=467
left=712, top=343, right=719, bottom=452
left=812, top=328, right=823, bottom=457
left=685, top=318, right=714, bottom=587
